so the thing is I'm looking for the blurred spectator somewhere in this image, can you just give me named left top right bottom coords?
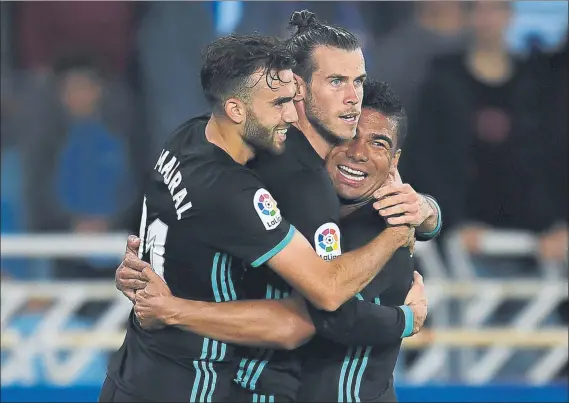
left=400, top=5, right=565, bottom=381
left=535, top=36, right=568, bottom=263
left=13, top=1, right=148, bottom=201
left=367, top=1, right=468, bottom=119
left=20, top=53, right=136, bottom=279
left=15, top=1, right=135, bottom=78
left=359, top=2, right=413, bottom=41
left=1, top=5, right=29, bottom=277
left=136, top=2, right=215, bottom=155
left=403, top=1, right=563, bottom=255
left=536, top=37, right=568, bottom=380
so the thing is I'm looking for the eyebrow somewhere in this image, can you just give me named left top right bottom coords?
left=325, top=73, right=368, bottom=82
left=370, top=133, right=393, bottom=148
left=271, top=94, right=295, bottom=106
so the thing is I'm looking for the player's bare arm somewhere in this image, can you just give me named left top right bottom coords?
left=132, top=260, right=428, bottom=348
left=266, top=224, right=414, bottom=311
left=134, top=268, right=315, bottom=350
left=116, top=225, right=414, bottom=313
left=133, top=267, right=428, bottom=349
left=117, top=225, right=413, bottom=312
left=118, top=235, right=425, bottom=348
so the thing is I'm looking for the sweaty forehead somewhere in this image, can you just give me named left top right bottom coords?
left=312, top=46, right=365, bottom=77
left=357, top=108, right=396, bottom=141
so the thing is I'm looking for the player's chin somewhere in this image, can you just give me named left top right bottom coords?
left=331, top=125, right=357, bottom=141
left=335, top=183, right=366, bottom=200
left=339, top=178, right=377, bottom=200
left=266, top=141, right=286, bottom=156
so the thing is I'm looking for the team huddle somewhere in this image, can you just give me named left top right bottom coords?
left=100, top=10, right=441, bottom=403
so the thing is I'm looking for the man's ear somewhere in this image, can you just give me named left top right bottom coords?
left=224, top=98, right=246, bottom=124
left=393, top=149, right=401, bottom=169
left=389, top=149, right=401, bottom=178
left=293, top=74, right=307, bottom=102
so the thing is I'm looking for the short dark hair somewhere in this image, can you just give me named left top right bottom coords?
left=286, top=10, right=360, bottom=84
left=200, top=34, right=296, bottom=112
left=362, top=80, right=408, bottom=148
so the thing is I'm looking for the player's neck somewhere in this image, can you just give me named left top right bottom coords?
left=206, top=116, right=254, bottom=165
left=293, top=106, right=334, bottom=160
left=339, top=198, right=371, bottom=218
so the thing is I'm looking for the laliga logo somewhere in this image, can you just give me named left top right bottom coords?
left=257, top=193, right=277, bottom=217
left=254, top=189, right=282, bottom=230
left=315, top=223, right=342, bottom=260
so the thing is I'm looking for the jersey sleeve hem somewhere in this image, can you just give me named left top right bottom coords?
left=400, top=305, right=414, bottom=338
left=416, top=195, right=442, bottom=241
left=250, top=225, right=296, bottom=268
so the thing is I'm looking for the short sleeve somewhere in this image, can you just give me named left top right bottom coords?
left=194, top=170, right=296, bottom=267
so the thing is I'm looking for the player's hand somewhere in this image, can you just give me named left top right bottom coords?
left=115, top=235, right=150, bottom=303
left=404, top=271, right=428, bottom=336
left=134, top=268, right=173, bottom=330
left=372, top=170, right=433, bottom=227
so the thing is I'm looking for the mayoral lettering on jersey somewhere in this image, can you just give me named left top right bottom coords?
left=154, top=149, right=193, bottom=219
left=253, top=188, right=283, bottom=230
left=314, top=222, right=342, bottom=260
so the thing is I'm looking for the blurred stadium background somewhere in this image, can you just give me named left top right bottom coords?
left=0, top=1, right=567, bottom=402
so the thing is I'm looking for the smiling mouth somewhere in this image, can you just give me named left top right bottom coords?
left=339, top=113, right=359, bottom=124
left=338, top=165, right=368, bottom=182
left=275, top=127, right=288, bottom=141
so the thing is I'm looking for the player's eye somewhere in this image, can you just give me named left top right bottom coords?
left=354, top=78, right=364, bottom=87
left=330, top=79, right=342, bottom=87
left=372, top=141, right=387, bottom=148
left=274, top=97, right=293, bottom=108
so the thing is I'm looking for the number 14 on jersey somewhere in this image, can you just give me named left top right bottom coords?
left=138, top=196, right=168, bottom=282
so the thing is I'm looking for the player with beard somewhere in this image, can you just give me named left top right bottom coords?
left=112, top=11, right=439, bottom=403
left=100, top=33, right=415, bottom=403
left=119, top=80, right=437, bottom=402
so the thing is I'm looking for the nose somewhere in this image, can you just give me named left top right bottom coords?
left=282, top=101, right=298, bottom=124
left=344, top=83, right=361, bottom=106
left=345, top=139, right=368, bottom=163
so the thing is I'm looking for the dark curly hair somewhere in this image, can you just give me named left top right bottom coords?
left=362, top=80, right=408, bottom=148
left=200, top=34, right=296, bottom=113
left=286, top=10, right=360, bottom=84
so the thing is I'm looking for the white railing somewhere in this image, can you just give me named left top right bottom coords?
left=1, top=233, right=129, bottom=258
left=438, top=229, right=567, bottom=384
left=1, top=232, right=567, bottom=386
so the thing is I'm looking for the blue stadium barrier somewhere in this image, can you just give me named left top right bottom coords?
left=1, top=384, right=567, bottom=402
